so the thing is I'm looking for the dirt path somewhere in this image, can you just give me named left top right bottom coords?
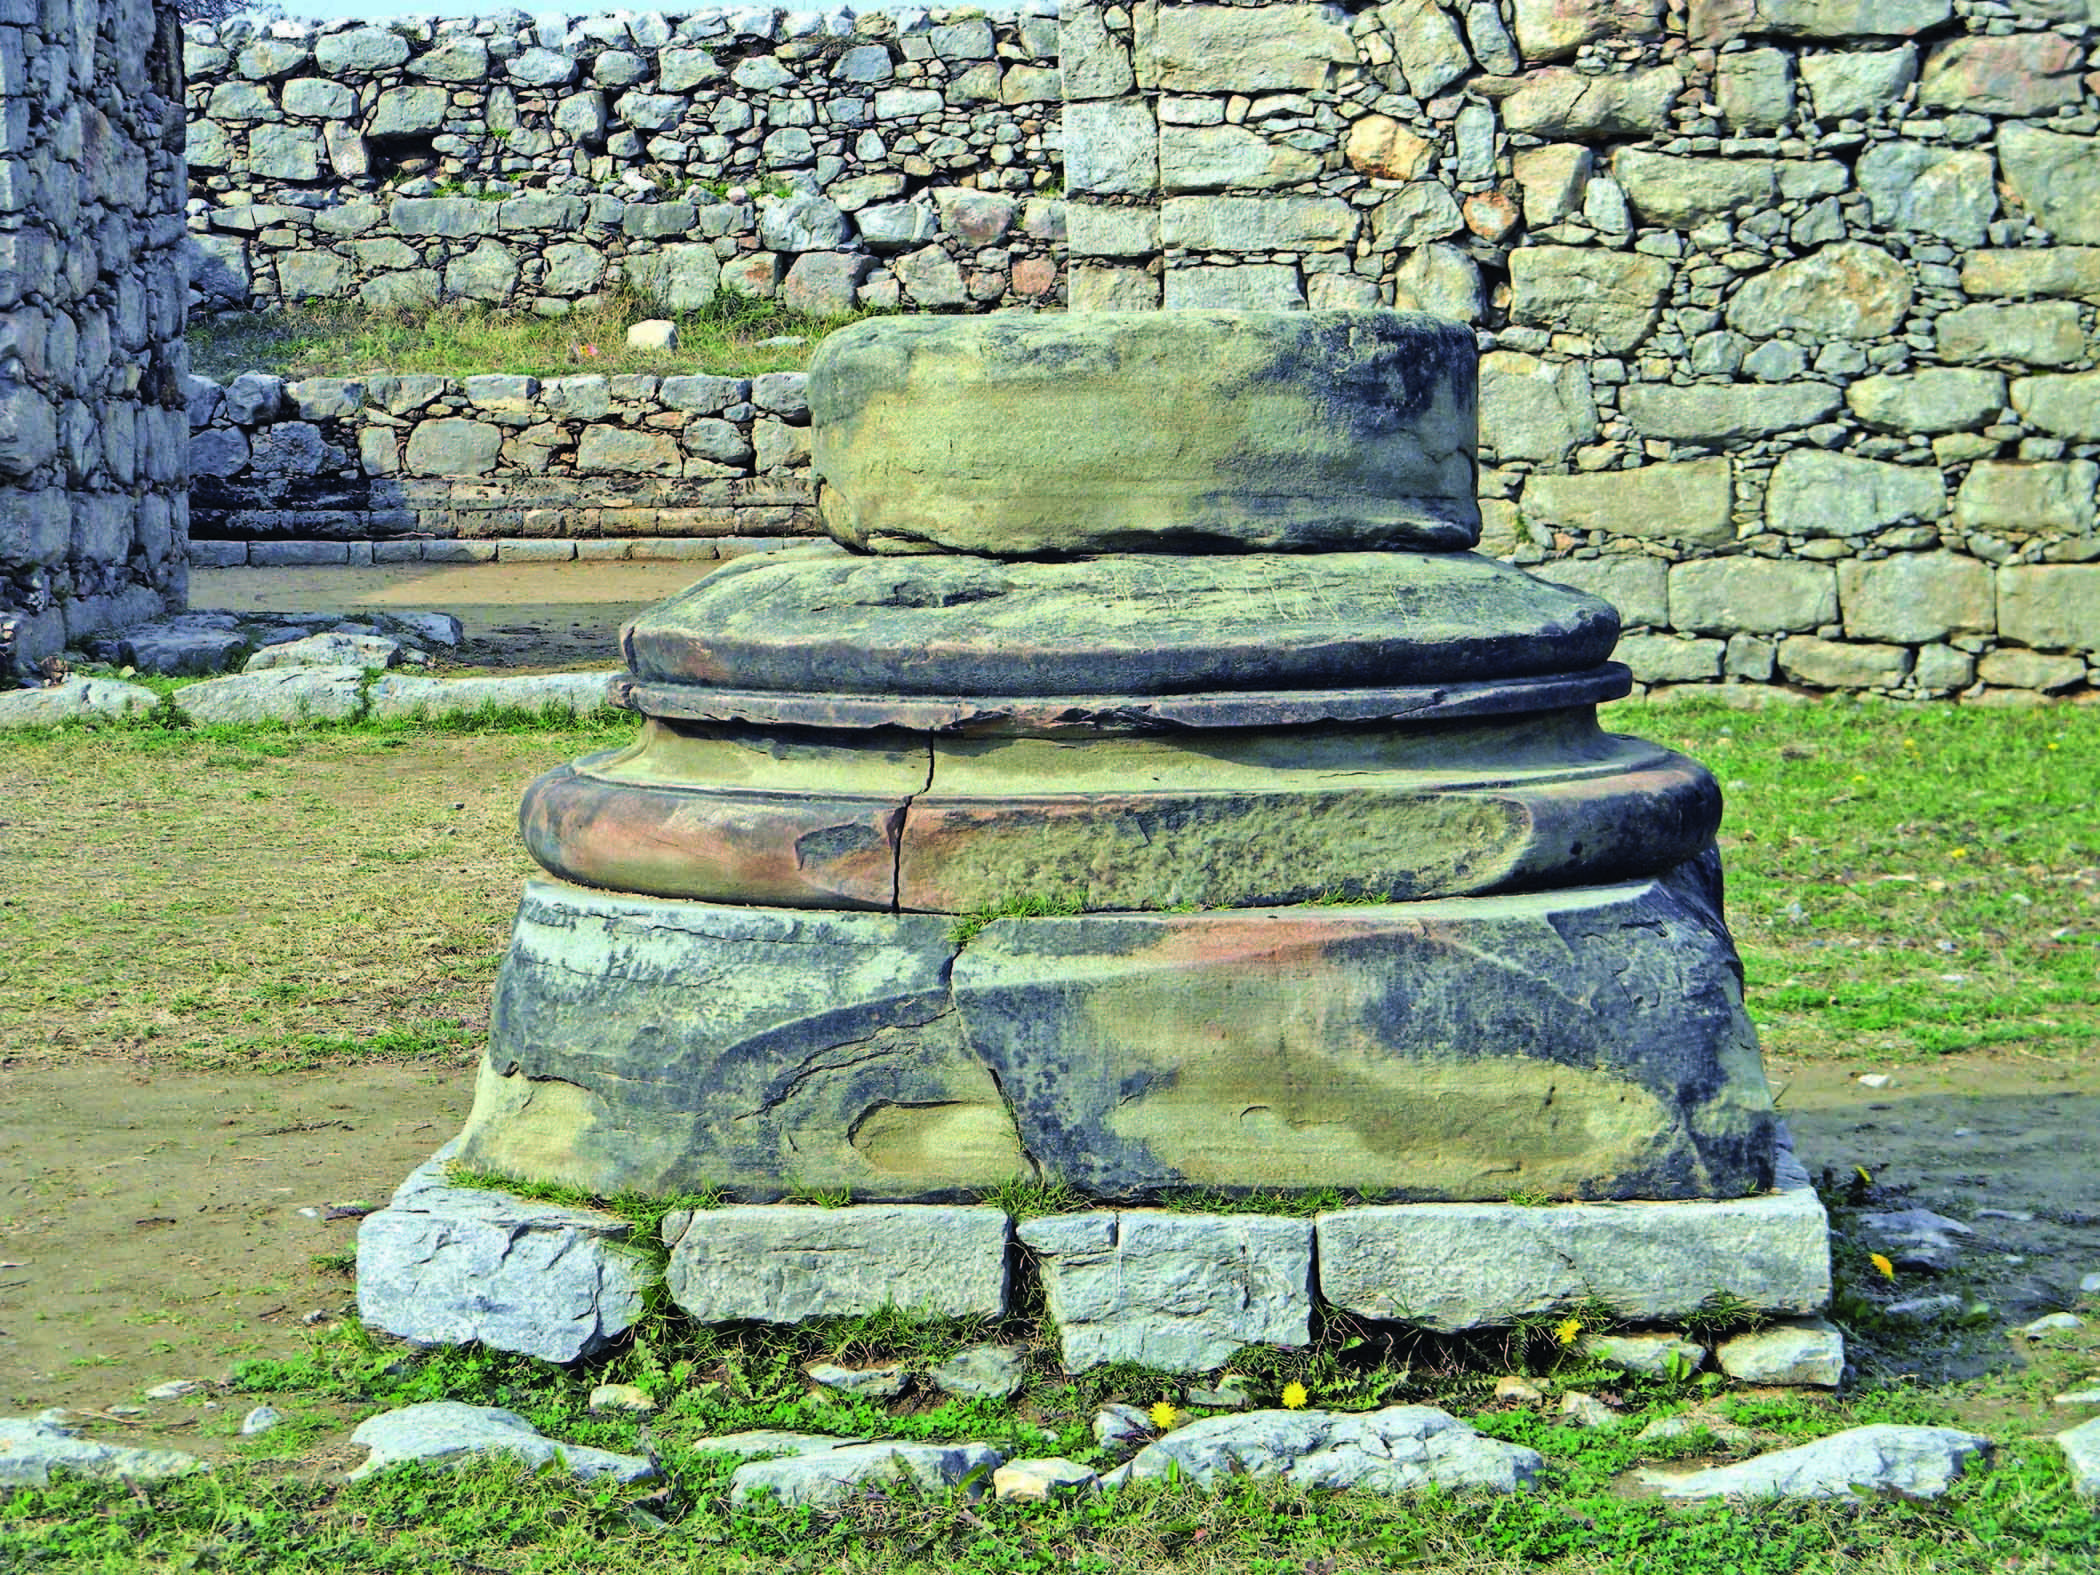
left=190, top=561, right=710, bottom=671
left=0, top=1061, right=469, bottom=1416
left=4, top=1050, right=2094, bottom=1435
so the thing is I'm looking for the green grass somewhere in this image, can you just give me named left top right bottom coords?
left=5, top=698, right=2098, bottom=1570
left=4, top=1341, right=2092, bottom=1574
left=1636, top=698, right=2099, bottom=1063
left=185, top=287, right=885, bottom=383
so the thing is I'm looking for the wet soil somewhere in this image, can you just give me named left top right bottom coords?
left=190, top=561, right=711, bottom=672
left=3, top=1049, right=2094, bottom=1447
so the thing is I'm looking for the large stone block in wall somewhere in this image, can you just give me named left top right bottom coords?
left=1669, top=559, right=1836, bottom=636
left=1937, top=304, right=2087, bottom=368
left=1510, top=248, right=1671, bottom=353
left=1513, top=0, right=1663, bottom=61
left=1998, top=127, right=2100, bottom=246
left=1060, top=2, right=1134, bottom=99
left=1501, top=67, right=1684, bottom=138
left=1069, top=265, right=1161, bottom=312
left=315, top=27, right=410, bottom=72
left=1157, top=265, right=1310, bottom=308
left=1163, top=196, right=1357, bottom=252
left=1521, top=462, right=1734, bottom=547
left=1689, top=0, right=1951, bottom=47
left=2012, top=372, right=2100, bottom=441
left=1998, top=565, right=2099, bottom=653
left=1068, top=203, right=1160, bottom=259
left=1383, top=0, right=1473, bottom=99
left=1150, top=4, right=1357, bottom=93
left=1837, top=553, right=1996, bottom=645
left=1725, top=244, right=1912, bottom=341
left=1478, top=352, right=1598, bottom=465
left=1618, top=383, right=1840, bottom=443
left=1919, top=35, right=2086, bottom=117
left=1614, top=152, right=1777, bottom=229
left=1855, top=143, right=1997, bottom=247
left=1962, top=248, right=2100, bottom=306
left=1799, top=46, right=1918, bottom=120
left=1779, top=636, right=1913, bottom=690
left=1161, top=125, right=1324, bottom=192
left=1065, top=99, right=1158, bottom=197
left=1717, top=49, right=1796, bottom=130
left=1532, top=555, right=1671, bottom=629
left=1392, top=245, right=1484, bottom=322
left=405, top=418, right=501, bottom=477
left=1847, top=370, right=2008, bottom=434
left=1766, top=453, right=1944, bottom=538
left=1955, top=462, right=2098, bottom=535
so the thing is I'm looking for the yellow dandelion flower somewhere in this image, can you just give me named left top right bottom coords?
left=1148, top=1400, right=1179, bottom=1432
left=1950, top=846, right=1969, bottom=859
left=1554, top=1317, right=1584, bottom=1347
left=1281, top=1381, right=1309, bottom=1411
left=1870, top=1252, right=1896, bottom=1281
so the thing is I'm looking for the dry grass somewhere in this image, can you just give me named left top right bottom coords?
left=0, top=720, right=628, bottom=1070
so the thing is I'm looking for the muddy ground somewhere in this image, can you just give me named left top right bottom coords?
left=4, top=1053, right=2095, bottom=1439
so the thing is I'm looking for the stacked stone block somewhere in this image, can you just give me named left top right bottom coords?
left=181, top=6, right=1066, bottom=317
left=184, top=366, right=817, bottom=552
left=1059, top=0, right=2099, bottom=700
left=1, top=0, right=189, bottom=674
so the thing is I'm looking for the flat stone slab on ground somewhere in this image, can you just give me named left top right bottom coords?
left=1316, top=1176, right=1829, bottom=1332
left=929, top=1345, right=1028, bottom=1399
left=1645, top=1424, right=1990, bottom=1501
left=662, top=1204, right=1011, bottom=1323
left=0, top=677, right=158, bottom=727
left=1019, top=1211, right=1313, bottom=1374
left=368, top=671, right=617, bottom=721
left=1715, top=1318, right=1846, bottom=1387
left=1111, top=1407, right=1542, bottom=1494
left=176, top=666, right=365, bottom=724
left=1587, top=1333, right=1709, bottom=1377
left=0, top=1417, right=208, bottom=1489
left=354, top=1150, right=653, bottom=1364
left=348, top=1402, right=657, bottom=1483
left=245, top=632, right=408, bottom=671
left=728, top=1439, right=1003, bottom=1506
left=2059, top=1417, right=2100, bottom=1498
left=87, top=616, right=249, bottom=675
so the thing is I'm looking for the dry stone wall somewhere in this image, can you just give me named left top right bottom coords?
left=1061, top=0, right=2100, bottom=700
left=181, top=1, right=2100, bottom=699
left=181, top=5, right=1067, bottom=317
left=2, top=0, right=189, bottom=675
left=184, top=365, right=817, bottom=558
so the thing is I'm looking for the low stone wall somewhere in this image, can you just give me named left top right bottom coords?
left=1, top=0, right=189, bottom=673
left=1055, top=0, right=2100, bottom=701
left=184, top=366, right=820, bottom=550
left=181, top=5, right=1066, bottom=317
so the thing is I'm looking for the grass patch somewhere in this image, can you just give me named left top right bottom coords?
left=186, top=287, right=884, bottom=383
left=948, top=891, right=1085, bottom=948
left=0, top=713, right=632, bottom=1070
left=1633, top=697, right=2100, bottom=1063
